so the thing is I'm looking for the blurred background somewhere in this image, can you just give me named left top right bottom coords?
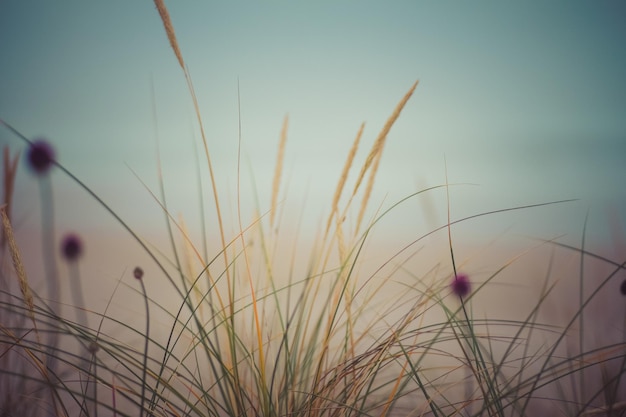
left=1, top=1, right=625, bottom=310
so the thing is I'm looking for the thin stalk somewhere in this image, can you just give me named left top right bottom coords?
left=444, top=158, right=503, bottom=417
left=134, top=269, right=150, bottom=417
left=579, top=210, right=589, bottom=405
left=235, top=78, right=269, bottom=414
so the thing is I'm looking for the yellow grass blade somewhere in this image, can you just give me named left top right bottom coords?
left=2, top=147, right=19, bottom=249
left=325, top=122, right=365, bottom=238
left=351, top=81, right=418, bottom=199
left=354, top=81, right=418, bottom=234
left=151, top=0, right=233, bottom=327
left=0, top=205, right=39, bottom=342
left=270, top=115, right=289, bottom=228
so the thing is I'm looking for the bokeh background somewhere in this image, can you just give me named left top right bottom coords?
left=1, top=1, right=625, bottom=309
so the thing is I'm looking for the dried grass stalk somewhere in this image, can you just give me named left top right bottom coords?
left=325, top=122, right=365, bottom=236
left=354, top=81, right=419, bottom=233
left=153, top=0, right=185, bottom=70
left=2, top=147, right=19, bottom=248
left=151, top=0, right=233, bottom=318
left=355, top=145, right=383, bottom=234
left=270, top=114, right=289, bottom=228
left=335, top=207, right=347, bottom=264
left=1, top=205, right=37, bottom=331
left=351, top=81, right=418, bottom=198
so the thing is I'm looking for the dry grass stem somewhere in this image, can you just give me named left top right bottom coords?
left=153, top=0, right=185, bottom=70
left=354, top=80, right=418, bottom=233
left=335, top=210, right=347, bottom=264
left=325, top=122, right=365, bottom=237
left=355, top=146, right=383, bottom=235
left=152, top=0, right=238, bottom=324
left=0, top=204, right=38, bottom=338
left=351, top=80, right=418, bottom=199
left=270, top=114, right=289, bottom=228
left=2, top=147, right=19, bottom=248
left=179, top=214, right=206, bottom=308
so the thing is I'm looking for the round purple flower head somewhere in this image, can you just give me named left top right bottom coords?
left=27, top=139, right=56, bottom=175
left=451, top=273, right=471, bottom=298
left=61, top=233, right=83, bottom=262
left=88, top=342, right=100, bottom=354
left=133, top=267, right=144, bottom=280
left=621, top=279, right=626, bottom=296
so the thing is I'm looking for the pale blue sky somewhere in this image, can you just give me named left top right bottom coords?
left=1, top=1, right=625, bottom=246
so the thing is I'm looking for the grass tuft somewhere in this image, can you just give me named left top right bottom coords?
left=0, top=4, right=624, bottom=417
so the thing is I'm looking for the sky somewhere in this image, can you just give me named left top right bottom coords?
left=1, top=1, right=626, bottom=259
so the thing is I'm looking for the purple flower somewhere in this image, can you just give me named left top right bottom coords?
left=451, top=273, right=471, bottom=298
left=621, top=279, right=626, bottom=296
left=27, top=139, right=56, bottom=175
left=61, top=233, right=83, bottom=262
left=133, top=267, right=144, bottom=280
left=88, top=342, right=100, bottom=354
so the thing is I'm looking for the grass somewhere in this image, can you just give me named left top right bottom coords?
left=1, top=2, right=626, bottom=416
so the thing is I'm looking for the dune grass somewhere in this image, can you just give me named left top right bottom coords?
left=1, top=2, right=626, bottom=416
